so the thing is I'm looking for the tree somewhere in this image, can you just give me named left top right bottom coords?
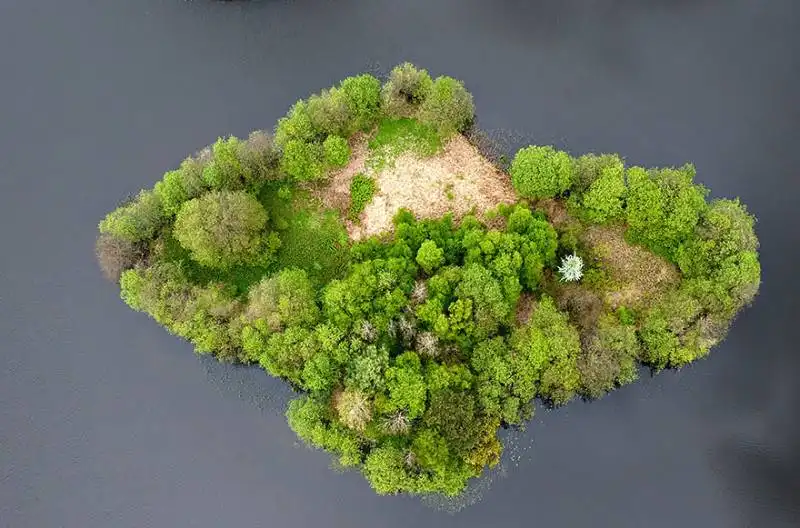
left=339, top=74, right=382, bottom=132
left=363, top=445, right=417, bottom=494
left=280, top=139, right=324, bottom=181
left=417, top=76, right=475, bottom=137
left=95, top=233, right=143, bottom=282
left=322, top=135, right=351, bottom=168
left=98, top=189, right=166, bottom=242
left=274, top=100, right=318, bottom=147
left=381, top=62, right=434, bottom=118
left=243, top=268, right=320, bottom=334
left=510, top=146, right=574, bottom=199
left=335, top=389, right=373, bottom=431
left=306, top=88, right=351, bottom=137
left=416, top=240, right=445, bottom=274
left=572, top=153, right=624, bottom=195
left=154, top=170, right=189, bottom=217
left=579, top=155, right=626, bottom=222
left=237, top=130, right=281, bottom=184
left=578, top=314, right=640, bottom=399
left=201, top=136, right=255, bottom=191
left=173, top=190, right=277, bottom=269
left=384, top=351, right=427, bottom=419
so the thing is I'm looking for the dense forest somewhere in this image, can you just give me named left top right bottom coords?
left=97, top=63, right=761, bottom=496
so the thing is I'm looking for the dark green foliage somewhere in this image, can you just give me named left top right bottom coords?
left=99, top=189, right=166, bottom=242
left=417, top=76, right=475, bottom=137
left=349, top=173, right=376, bottom=220
left=173, top=190, right=278, bottom=270
left=510, top=145, right=574, bottom=199
left=381, top=62, right=434, bottom=118
left=323, top=135, right=351, bottom=168
left=101, top=63, right=760, bottom=499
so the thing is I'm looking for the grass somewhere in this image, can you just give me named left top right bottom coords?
left=366, top=118, right=442, bottom=171
left=259, top=182, right=351, bottom=288
left=349, top=173, right=376, bottom=220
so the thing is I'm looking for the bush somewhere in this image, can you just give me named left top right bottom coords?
left=173, top=190, right=275, bottom=269
left=95, top=233, right=144, bottom=282
left=323, top=135, right=351, bottom=168
left=349, top=173, right=376, bottom=219
left=280, top=140, right=324, bottom=181
left=339, top=74, right=382, bottom=132
left=417, top=76, right=475, bottom=137
left=98, top=189, right=166, bottom=242
left=381, top=62, right=434, bottom=118
left=510, top=146, right=574, bottom=199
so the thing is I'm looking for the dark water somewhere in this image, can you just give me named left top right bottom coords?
left=2, top=1, right=799, bottom=526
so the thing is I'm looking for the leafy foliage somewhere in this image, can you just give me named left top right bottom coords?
left=510, top=145, right=574, bottom=199
left=99, top=62, right=760, bottom=498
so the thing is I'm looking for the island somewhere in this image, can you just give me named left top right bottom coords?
left=96, top=63, right=761, bottom=496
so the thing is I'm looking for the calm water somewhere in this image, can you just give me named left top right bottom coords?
left=1, top=1, right=799, bottom=526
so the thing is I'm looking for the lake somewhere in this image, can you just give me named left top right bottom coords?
left=1, top=0, right=798, bottom=526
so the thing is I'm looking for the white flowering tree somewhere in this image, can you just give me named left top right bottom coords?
left=558, top=253, right=584, bottom=282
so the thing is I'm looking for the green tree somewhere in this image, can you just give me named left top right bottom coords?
left=243, top=268, right=320, bottom=334
left=323, top=135, right=351, bottom=168
left=339, top=74, right=382, bottom=132
left=580, top=155, right=626, bottom=222
left=154, top=170, right=189, bottom=217
left=280, top=139, right=324, bottom=181
left=99, top=189, right=166, bottom=242
left=381, top=62, right=434, bottom=118
left=384, top=351, right=428, bottom=419
left=363, top=445, right=417, bottom=494
left=416, top=240, right=445, bottom=274
left=510, top=146, right=574, bottom=199
left=173, top=190, right=277, bottom=269
left=306, top=88, right=351, bottom=137
left=274, top=100, right=318, bottom=147
left=202, top=136, right=256, bottom=191
left=417, top=76, right=475, bottom=137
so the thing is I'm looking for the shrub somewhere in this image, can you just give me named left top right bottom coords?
left=173, top=190, right=275, bottom=269
left=510, top=145, right=574, bottom=199
left=417, top=76, right=475, bottom=137
left=381, top=62, right=434, bottom=118
left=280, top=139, right=324, bottom=181
left=349, top=173, right=376, bottom=219
left=416, top=240, right=445, bottom=274
left=557, top=253, right=584, bottom=282
left=98, top=189, right=166, bottom=242
left=323, top=135, right=351, bottom=168
left=95, top=233, right=144, bottom=282
left=339, top=74, right=382, bottom=132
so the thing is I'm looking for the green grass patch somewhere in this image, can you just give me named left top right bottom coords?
left=259, top=182, right=351, bottom=288
left=366, top=117, right=441, bottom=171
left=349, top=173, right=376, bottom=221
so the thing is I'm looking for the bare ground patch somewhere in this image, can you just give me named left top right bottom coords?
left=348, top=135, right=517, bottom=240
left=584, top=224, right=679, bottom=309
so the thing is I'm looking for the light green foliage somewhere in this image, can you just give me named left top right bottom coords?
left=417, top=76, right=475, bottom=137
left=99, top=189, right=166, bottom=242
left=173, top=190, right=277, bottom=270
left=274, top=100, right=318, bottom=147
left=348, top=173, right=376, bottom=220
left=323, top=135, right=351, bottom=168
left=202, top=136, right=255, bottom=191
left=416, top=240, right=445, bottom=274
left=510, top=145, right=574, bottom=199
left=510, top=296, right=581, bottom=406
left=381, top=62, right=434, bottom=118
left=339, top=74, right=382, bottom=132
left=280, top=139, right=324, bottom=181
left=102, top=64, right=761, bottom=499
left=626, top=164, right=708, bottom=259
left=580, top=155, right=626, bottom=222
left=384, top=351, right=428, bottom=419
left=243, top=268, right=319, bottom=335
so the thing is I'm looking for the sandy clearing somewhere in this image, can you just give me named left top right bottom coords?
left=340, top=134, right=517, bottom=240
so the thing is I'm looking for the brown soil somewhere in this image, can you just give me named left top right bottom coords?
left=319, top=134, right=517, bottom=240
left=583, top=224, right=679, bottom=309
